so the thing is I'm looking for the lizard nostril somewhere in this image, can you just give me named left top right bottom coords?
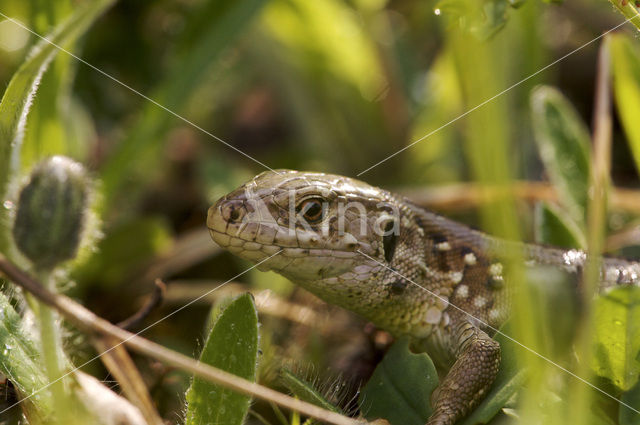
left=222, top=201, right=246, bottom=223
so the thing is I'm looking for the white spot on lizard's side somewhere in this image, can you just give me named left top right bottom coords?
left=436, top=241, right=451, bottom=251
left=489, top=309, right=501, bottom=320
left=473, top=296, right=487, bottom=308
left=450, top=271, right=463, bottom=283
left=456, top=284, right=469, bottom=298
left=464, top=252, right=477, bottom=265
left=489, top=263, right=503, bottom=277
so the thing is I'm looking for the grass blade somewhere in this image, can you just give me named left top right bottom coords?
left=610, top=34, right=640, bottom=176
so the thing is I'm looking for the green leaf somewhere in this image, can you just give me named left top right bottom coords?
left=610, top=34, right=640, bottom=176
left=470, top=0, right=509, bottom=40
left=534, top=201, right=586, bottom=249
left=592, top=287, right=640, bottom=391
left=434, top=0, right=525, bottom=40
left=185, top=293, right=259, bottom=425
left=620, top=380, right=640, bottom=425
left=0, top=0, right=116, bottom=255
left=358, top=338, right=438, bottom=425
left=22, top=0, right=86, bottom=172
left=530, top=85, right=591, bottom=228
left=280, top=368, right=341, bottom=414
left=359, top=332, right=523, bottom=425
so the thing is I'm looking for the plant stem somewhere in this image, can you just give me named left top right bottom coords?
left=36, top=269, right=69, bottom=424
left=567, top=36, right=613, bottom=425
left=0, top=256, right=363, bottom=425
left=608, top=0, right=640, bottom=31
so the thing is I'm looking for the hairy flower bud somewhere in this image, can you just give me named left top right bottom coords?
left=12, top=156, right=89, bottom=269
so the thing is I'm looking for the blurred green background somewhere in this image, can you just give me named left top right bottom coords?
left=2, top=0, right=640, bottom=423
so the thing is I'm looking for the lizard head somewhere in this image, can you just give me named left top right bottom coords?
left=207, top=170, right=402, bottom=297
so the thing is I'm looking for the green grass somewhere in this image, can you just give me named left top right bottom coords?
left=2, top=0, right=640, bottom=423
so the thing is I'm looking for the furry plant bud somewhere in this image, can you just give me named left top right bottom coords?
left=12, top=156, right=89, bottom=270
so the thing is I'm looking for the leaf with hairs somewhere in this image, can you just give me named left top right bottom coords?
left=531, top=86, right=591, bottom=228
left=185, top=293, right=259, bottom=425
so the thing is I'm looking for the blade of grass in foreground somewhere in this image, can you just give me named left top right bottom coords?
left=567, top=36, right=612, bottom=425
left=610, top=33, right=640, bottom=176
left=448, top=3, right=545, bottom=422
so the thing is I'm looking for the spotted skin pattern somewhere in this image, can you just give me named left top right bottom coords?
left=207, top=170, right=640, bottom=425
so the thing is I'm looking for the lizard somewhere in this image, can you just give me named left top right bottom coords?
left=206, top=169, right=640, bottom=425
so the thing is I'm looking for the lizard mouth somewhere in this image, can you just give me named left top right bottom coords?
left=207, top=198, right=363, bottom=275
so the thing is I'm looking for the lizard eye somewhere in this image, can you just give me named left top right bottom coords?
left=297, top=198, right=325, bottom=223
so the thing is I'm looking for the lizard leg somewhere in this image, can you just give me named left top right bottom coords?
left=427, top=322, right=500, bottom=425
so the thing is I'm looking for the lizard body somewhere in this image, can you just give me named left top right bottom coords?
left=207, top=170, right=640, bottom=425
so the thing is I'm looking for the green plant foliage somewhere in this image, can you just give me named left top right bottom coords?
left=405, top=51, right=464, bottom=184
left=530, top=85, right=591, bottom=228
left=20, top=0, right=89, bottom=172
left=358, top=338, right=437, bottom=425
left=0, top=0, right=116, bottom=256
left=280, top=367, right=341, bottom=414
left=534, top=201, right=586, bottom=249
left=99, top=0, right=268, bottom=212
left=607, top=0, right=640, bottom=32
left=2, top=1, right=640, bottom=423
left=620, top=381, right=640, bottom=425
left=0, top=289, right=50, bottom=422
left=185, top=293, right=259, bottom=425
left=611, top=34, right=640, bottom=176
left=434, top=0, right=524, bottom=40
left=259, top=0, right=392, bottom=174
left=592, top=287, right=640, bottom=391
left=359, top=333, right=523, bottom=425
